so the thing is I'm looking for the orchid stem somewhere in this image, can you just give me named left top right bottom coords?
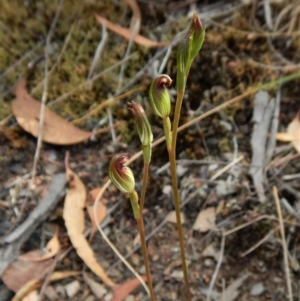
left=136, top=218, right=156, bottom=301
left=168, top=88, right=191, bottom=301
left=139, top=162, right=149, bottom=213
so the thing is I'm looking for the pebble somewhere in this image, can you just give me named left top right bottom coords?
left=250, top=282, right=265, bottom=296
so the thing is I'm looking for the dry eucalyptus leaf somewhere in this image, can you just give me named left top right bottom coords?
left=19, top=228, right=60, bottom=262
left=21, top=290, right=39, bottom=301
left=2, top=257, right=53, bottom=292
left=192, top=207, right=216, bottom=232
left=95, top=14, right=167, bottom=47
left=12, top=271, right=80, bottom=301
left=109, top=276, right=147, bottom=301
left=276, top=112, right=300, bottom=153
left=63, top=166, right=115, bottom=287
left=12, top=79, right=92, bottom=145
left=165, top=210, right=185, bottom=224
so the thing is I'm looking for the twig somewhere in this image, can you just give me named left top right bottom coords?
left=206, top=231, right=225, bottom=301
left=273, top=186, right=293, bottom=301
left=240, top=226, right=279, bottom=257
left=93, top=181, right=149, bottom=295
left=263, top=0, right=273, bottom=30
left=31, top=0, right=64, bottom=187
left=210, top=155, right=244, bottom=181
left=87, top=22, right=108, bottom=80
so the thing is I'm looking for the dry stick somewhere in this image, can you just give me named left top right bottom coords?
left=87, top=22, right=108, bottom=80
left=273, top=186, right=293, bottom=301
left=72, top=86, right=145, bottom=125
left=93, top=180, right=149, bottom=295
left=206, top=231, right=225, bottom=301
left=240, top=226, right=279, bottom=257
left=31, top=0, right=64, bottom=187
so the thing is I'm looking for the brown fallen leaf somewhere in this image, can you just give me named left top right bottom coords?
left=86, top=188, right=108, bottom=242
left=192, top=207, right=216, bottom=233
left=107, top=276, right=147, bottom=301
left=12, top=271, right=80, bottom=301
left=12, top=79, right=92, bottom=145
left=276, top=111, right=300, bottom=153
left=63, top=155, right=116, bottom=287
left=95, top=14, right=168, bottom=48
left=19, top=227, right=60, bottom=262
left=126, top=0, right=141, bottom=32
left=165, top=210, right=185, bottom=224
left=2, top=257, right=53, bottom=292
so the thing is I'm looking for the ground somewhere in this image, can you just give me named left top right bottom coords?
left=1, top=0, right=300, bottom=300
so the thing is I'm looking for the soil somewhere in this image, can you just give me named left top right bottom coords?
left=1, top=0, right=300, bottom=300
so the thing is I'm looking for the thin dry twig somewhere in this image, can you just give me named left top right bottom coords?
left=93, top=181, right=149, bottom=296
left=31, top=0, right=64, bottom=187
left=206, top=232, right=225, bottom=301
left=87, top=22, right=108, bottom=80
left=240, top=226, right=279, bottom=257
left=273, top=186, right=293, bottom=301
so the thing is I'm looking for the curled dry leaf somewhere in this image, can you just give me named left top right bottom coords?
left=12, top=271, right=80, bottom=301
left=86, top=188, right=108, bottom=242
left=63, top=165, right=116, bottom=287
left=165, top=210, right=185, bottom=224
left=95, top=14, right=167, bottom=48
left=276, top=111, right=300, bottom=153
left=12, top=79, right=92, bottom=145
left=19, top=227, right=60, bottom=262
left=192, top=207, right=216, bottom=233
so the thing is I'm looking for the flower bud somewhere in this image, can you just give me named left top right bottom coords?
left=188, top=14, right=205, bottom=61
left=128, top=101, right=153, bottom=146
left=149, top=75, right=172, bottom=118
left=109, top=154, right=135, bottom=194
left=176, top=14, right=205, bottom=81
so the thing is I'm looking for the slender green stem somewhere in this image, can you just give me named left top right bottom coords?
left=161, top=89, right=191, bottom=300
left=139, top=162, right=149, bottom=213
left=162, top=117, right=172, bottom=149
left=168, top=153, right=191, bottom=301
left=136, top=217, right=156, bottom=301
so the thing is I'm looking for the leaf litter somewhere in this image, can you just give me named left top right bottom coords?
left=277, top=111, right=300, bottom=153
left=18, top=227, right=60, bottom=262
left=63, top=153, right=116, bottom=287
left=12, top=79, right=92, bottom=145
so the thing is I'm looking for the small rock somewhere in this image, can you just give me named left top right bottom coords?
left=65, top=280, right=80, bottom=298
left=176, top=165, right=188, bottom=177
left=163, top=185, right=172, bottom=195
left=171, top=270, right=184, bottom=280
left=250, top=282, right=265, bottom=296
left=44, top=286, right=58, bottom=301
